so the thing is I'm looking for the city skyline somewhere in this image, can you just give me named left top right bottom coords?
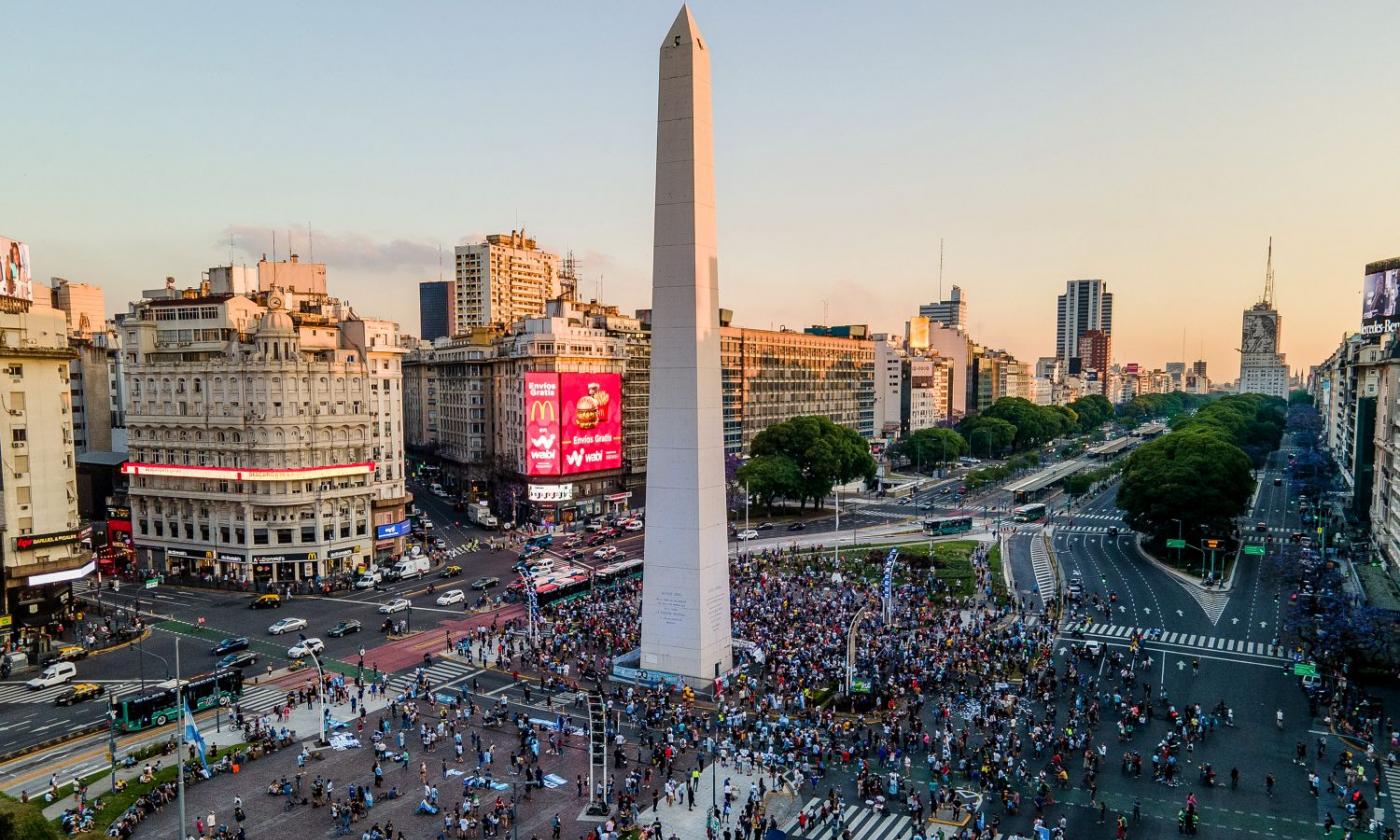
left=7, top=2, right=1397, bottom=377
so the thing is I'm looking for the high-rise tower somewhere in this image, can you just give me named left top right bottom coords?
left=639, top=5, right=733, bottom=682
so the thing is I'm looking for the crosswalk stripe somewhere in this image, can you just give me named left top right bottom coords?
left=1247, top=642, right=1257, bottom=654
left=0, top=681, right=142, bottom=705
left=1165, top=632, right=1179, bottom=643
left=1068, top=624, right=1286, bottom=660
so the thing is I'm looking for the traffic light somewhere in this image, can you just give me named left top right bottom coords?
left=1204, top=539, right=1222, bottom=550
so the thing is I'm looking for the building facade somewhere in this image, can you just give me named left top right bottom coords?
left=454, top=231, right=559, bottom=331
left=1238, top=302, right=1289, bottom=398
left=1056, top=279, right=1114, bottom=368
left=418, top=280, right=454, bottom=342
left=918, top=285, right=967, bottom=328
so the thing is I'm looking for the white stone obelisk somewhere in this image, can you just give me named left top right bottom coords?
left=639, top=4, right=733, bottom=683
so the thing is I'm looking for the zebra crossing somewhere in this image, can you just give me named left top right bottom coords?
left=236, top=685, right=288, bottom=715
left=385, top=658, right=482, bottom=698
left=0, top=680, right=141, bottom=705
left=782, top=798, right=913, bottom=840
left=1072, top=622, right=1285, bottom=658
left=1384, top=763, right=1400, bottom=829
left=1028, top=533, right=1056, bottom=598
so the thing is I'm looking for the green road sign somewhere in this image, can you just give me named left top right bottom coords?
left=850, top=678, right=872, bottom=694
left=1166, top=539, right=1187, bottom=549
left=1293, top=663, right=1318, bottom=677
left=1243, top=545, right=1265, bottom=556
left=144, top=577, right=160, bottom=590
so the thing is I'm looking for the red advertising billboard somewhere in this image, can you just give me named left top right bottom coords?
left=522, top=372, right=623, bottom=476
left=560, top=373, right=623, bottom=474
left=524, top=372, right=561, bottom=476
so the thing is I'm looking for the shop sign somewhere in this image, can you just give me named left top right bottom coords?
left=326, top=546, right=358, bottom=559
left=165, top=548, right=215, bottom=560
left=604, top=492, right=633, bottom=502
left=15, top=529, right=84, bottom=551
left=376, top=520, right=412, bottom=540
left=529, top=484, right=574, bottom=503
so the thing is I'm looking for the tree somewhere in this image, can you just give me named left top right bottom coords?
left=958, top=416, right=1016, bottom=458
left=1116, top=426, right=1255, bottom=543
left=893, top=428, right=968, bottom=471
left=0, top=795, right=61, bottom=840
left=1068, top=394, right=1113, bottom=431
left=980, top=397, right=1066, bottom=450
left=736, top=453, right=803, bottom=510
left=744, top=415, right=876, bottom=509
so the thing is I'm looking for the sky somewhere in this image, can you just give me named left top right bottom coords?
left=4, top=1, right=1397, bottom=379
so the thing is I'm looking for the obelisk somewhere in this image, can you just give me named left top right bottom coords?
left=639, top=4, right=733, bottom=683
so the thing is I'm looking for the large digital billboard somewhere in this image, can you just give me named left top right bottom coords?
left=523, top=372, right=623, bottom=476
left=0, top=237, right=33, bottom=304
left=1362, top=259, right=1400, bottom=335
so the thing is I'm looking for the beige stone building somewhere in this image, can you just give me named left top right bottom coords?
left=453, top=231, right=559, bottom=331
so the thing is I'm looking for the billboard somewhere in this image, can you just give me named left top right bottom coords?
left=0, top=237, right=32, bottom=304
left=523, top=372, right=623, bottom=476
left=1362, top=262, right=1400, bottom=335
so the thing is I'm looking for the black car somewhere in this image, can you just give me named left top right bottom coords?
left=786, top=522, right=807, bottom=532
left=470, top=576, right=501, bottom=591
left=211, top=637, right=250, bottom=656
left=756, top=522, right=774, bottom=531
left=328, top=619, right=362, bottom=638
left=216, top=651, right=258, bottom=670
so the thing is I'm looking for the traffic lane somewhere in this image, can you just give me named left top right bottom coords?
left=1098, top=532, right=1204, bottom=631
left=1059, top=530, right=1201, bottom=632
left=0, top=697, right=108, bottom=757
left=1005, top=533, right=1045, bottom=610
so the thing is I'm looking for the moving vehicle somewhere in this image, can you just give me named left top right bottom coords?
left=440, top=565, right=462, bottom=578
left=1107, top=526, right=1119, bottom=536
left=787, top=522, right=807, bottom=532
left=593, top=545, right=620, bottom=561
left=922, top=516, right=973, bottom=537
left=736, top=529, right=759, bottom=541
left=378, top=598, right=411, bottom=615
left=435, top=589, right=466, bottom=606
left=55, top=682, right=105, bottom=706
left=27, top=661, right=77, bottom=689
left=1012, top=503, right=1048, bottom=522
left=46, top=645, right=89, bottom=664
left=327, top=619, right=362, bottom=638
left=1255, top=522, right=1268, bottom=533
left=534, top=559, right=642, bottom=607
left=392, top=556, right=430, bottom=580
left=519, top=544, right=546, bottom=560
left=430, top=482, right=447, bottom=497
left=525, top=534, right=554, bottom=550
left=524, top=558, right=556, bottom=576
left=1067, top=576, right=1084, bottom=598
left=210, top=637, right=250, bottom=656
left=250, top=594, right=282, bottom=609
left=216, top=651, right=258, bottom=670
left=111, top=670, right=243, bottom=733
left=466, top=501, right=498, bottom=529
left=354, top=570, right=382, bottom=589
left=267, top=617, right=308, bottom=635
left=623, top=520, right=644, bottom=532
left=1274, top=477, right=1283, bottom=487
left=756, top=522, right=773, bottom=531
left=433, top=537, right=447, bottom=550
left=471, top=576, right=500, bottom=591
left=286, top=638, right=324, bottom=659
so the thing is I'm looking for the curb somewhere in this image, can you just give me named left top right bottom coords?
left=1133, top=535, right=1236, bottom=594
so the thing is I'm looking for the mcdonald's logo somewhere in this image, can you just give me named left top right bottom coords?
left=529, top=399, right=557, bottom=423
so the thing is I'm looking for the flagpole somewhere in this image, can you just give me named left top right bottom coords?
left=176, top=636, right=186, bottom=840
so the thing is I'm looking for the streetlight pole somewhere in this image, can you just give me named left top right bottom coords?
left=299, top=634, right=329, bottom=746
left=743, top=482, right=749, bottom=534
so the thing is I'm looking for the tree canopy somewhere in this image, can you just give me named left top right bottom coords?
left=958, top=416, right=1017, bottom=457
left=976, top=397, right=1075, bottom=450
left=893, top=428, right=968, bottom=471
left=1067, top=394, right=1113, bottom=431
left=738, top=415, right=876, bottom=510
left=1117, top=426, right=1256, bottom=543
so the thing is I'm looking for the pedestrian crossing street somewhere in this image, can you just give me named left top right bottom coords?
left=781, top=798, right=914, bottom=840
left=1072, top=622, right=1286, bottom=658
left=0, top=680, right=141, bottom=705
left=386, top=658, right=482, bottom=698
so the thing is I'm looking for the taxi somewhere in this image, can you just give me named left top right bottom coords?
left=53, top=644, right=89, bottom=662
left=250, top=593, right=282, bottom=609
left=55, top=682, right=106, bottom=706
left=440, top=565, right=463, bottom=578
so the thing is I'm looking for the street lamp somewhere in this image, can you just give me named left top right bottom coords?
left=298, top=633, right=329, bottom=746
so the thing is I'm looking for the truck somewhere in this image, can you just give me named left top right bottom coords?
left=392, top=555, right=431, bottom=581
left=466, top=501, right=498, bottom=529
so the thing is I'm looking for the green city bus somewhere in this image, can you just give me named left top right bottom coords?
left=110, top=670, right=243, bottom=733
left=1013, top=502, right=1048, bottom=522
left=922, top=516, right=974, bottom=536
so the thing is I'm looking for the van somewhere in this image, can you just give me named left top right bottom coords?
left=393, top=556, right=431, bottom=580
left=525, top=558, right=555, bottom=576
left=355, top=569, right=383, bottom=589
left=27, top=661, right=77, bottom=690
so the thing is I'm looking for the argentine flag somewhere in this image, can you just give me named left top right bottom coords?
left=183, top=703, right=208, bottom=769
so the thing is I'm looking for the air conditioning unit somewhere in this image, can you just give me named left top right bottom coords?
left=7, top=410, right=19, bottom=416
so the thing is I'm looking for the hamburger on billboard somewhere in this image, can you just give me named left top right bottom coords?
left=1361, top=258, right=1400, bottom=336
left=522, top=372, right=623, bottom=476
left=0, top=237, right=33, bottom=304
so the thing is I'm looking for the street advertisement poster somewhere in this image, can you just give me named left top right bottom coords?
left=558, top=372, right=622, bottom=475
left=0, top=237, right=33, bottom=303
left=524, top=372, right=561, bottom=476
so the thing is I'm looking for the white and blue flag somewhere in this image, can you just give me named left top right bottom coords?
left=183, top=703, right=208, bottom=768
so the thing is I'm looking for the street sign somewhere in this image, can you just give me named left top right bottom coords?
left=144, top=577, right=160, bottom=590
left=1293, top=663, right=1318, bottom=677
left=1243, top=545, right=1265, bottom=556
left=1166, top=539, right=1186, bottom=549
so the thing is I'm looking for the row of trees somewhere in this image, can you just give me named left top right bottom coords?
left=1114, top=391, right=1206, bottom=424
left=736, top=415, right=876, bottom=511
left=894, top=395, right=1117, bottom=467
left=1117, top=393, right=1286, bottom=545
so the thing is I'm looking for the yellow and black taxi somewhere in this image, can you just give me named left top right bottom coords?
left=440, top=565, right=462, bottom=578
left=250, top=593, right=282, bottom=609
left=55, top=682, right=106, bottom=706
left=43, top=645, right=89, bottom=666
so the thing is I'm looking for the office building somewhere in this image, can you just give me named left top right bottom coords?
left=1056, top=279, right=1114, bottom=368
left=1238, top=243, right=1289, bottom=398
left=872, top=335, right=905, bottom=438
left=901, top=355, right=952, bottom=435
left=50, top=279, right=105, bottom=338
left=418, top=280, right=454, bottom=342
left=919, top=285, right=967, bottom=328
left=453, top=230, right=560, bottom=331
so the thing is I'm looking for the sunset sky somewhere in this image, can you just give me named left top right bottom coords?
left=5, top=1, right=1397, bottom=378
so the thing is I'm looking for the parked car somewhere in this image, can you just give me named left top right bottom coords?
left=210, top=637, right=250, bottom=656
left=45, top=645, right=88, bottom=664
left=55, top=682, right=105, bottom=706
left=26, top=661, right=77, bottom=690
left=327, top=619, right=362, bottom=638
left=470, top=576, right=500, bottom=591
left=216, top=651, right=259, bottom=670
left=250, top=594, right=282, bottom=609
left=354, top=570, right=382, bottom=589
left=287, top=638, right=325, bottom=659
left=786, top=522, right=807, bottom=532
left=378, top=598, right=411, bottom=615
left=267, top=617, right=308, bottom=635
left=436, top=589, right=466, bottom=606
left=736, top=529, right=759, bottom=541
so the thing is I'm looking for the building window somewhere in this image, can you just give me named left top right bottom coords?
left=277, top=529, right=292, bottom=544
left=10, top=428, right=24, bottom=443
left=253, top=529, right=268, bottom=545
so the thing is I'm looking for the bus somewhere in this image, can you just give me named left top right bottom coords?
left=1013, top=503, right=1048, bottom=522
left=922, top=516, right=974, bottom=536
left=110, top=670, right=243, bottom=733
left=536, top=559, right=644, bottom=607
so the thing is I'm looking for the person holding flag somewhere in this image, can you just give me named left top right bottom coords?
left=183, top=701, right=208, bottom=770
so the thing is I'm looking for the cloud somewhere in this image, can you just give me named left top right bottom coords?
left=222, top=225, right=446, bottom=272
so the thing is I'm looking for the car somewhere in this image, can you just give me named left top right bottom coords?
left=378, top=598, right=411, bottom=615
left=1067, top=576, right=1084, bottom=596
left=210, top=637, right=250, bottom=656
left=250, top=594, right=282, bottom=609
left=1082, top=640, right=1104, bottom=658
left=1255, top=522, right=1268, bottom=533
left=786, top=522, right=807, bottom=532
left=45, top=645, right=88, bottom=665
left=327, top=619, right=362, bottom=638
left=439, top=565, right=462, bottom=579
left=287, top=638, right=325, bottom=659
left=433, top=537, right=447, bottom=550
left=1107, top=526, right=1119, bottom=536
left=756, top=522, right=773, bottom=531
left=587, top=533, right=609, bottom=547
left=55, top=683, right=105, bottom=706
left=518, top=545, right=545, bottom=560
left=216, top=651, right=259, bottom=670
left=623, top=520, right=644, bottom=532
left=593, top=545, right=620, bottom=560
left=470, top=576, right=501, bottom=591
left=897, top=498, right=912, bottom=506
left=586, top=521, right=605, bottom=532
left=267, top=617, right=308, bottom=635
left=436, top=589, right=466, bottom=606
left=26, top=661, right=77, bottom=690
left=736, top=529, right=759, bottom=541
left=1273, top=477, right=1283, bottom=486
left=919, top=503, right=932, bottom=511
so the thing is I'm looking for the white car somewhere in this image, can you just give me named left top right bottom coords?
left=26, top=661, right=77, bottom=690
left=287, top=638, right=324, bottom=658
left=736, top=529, right=759, bottom=541
left=593, top=545, right=620, bottom=560
left=435, top=589, right=465, bottom=606
left=378, top=598, right=411, bottom=614
left=622, top=520, right=644, bottom=532
left=267, top=617, right=308, bottom=636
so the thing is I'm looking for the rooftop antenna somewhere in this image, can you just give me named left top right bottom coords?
left=938, top=237, right=945, bottom=301
left=438, top=244, right=444, bottom=282
left=821, top=299, right=829, bottom=326
left=1263, top=236, right=1275, bottom=308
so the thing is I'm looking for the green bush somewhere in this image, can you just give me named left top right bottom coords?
left=0, top=794, right=61, bottom=840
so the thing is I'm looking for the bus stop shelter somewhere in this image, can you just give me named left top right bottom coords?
left=1005, top=459, right=1091, bottom=503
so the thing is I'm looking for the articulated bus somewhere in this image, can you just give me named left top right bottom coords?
left=535, top=558, right=644, bottom=606
left=1012, top=503, right=1048, bottom=522
left=110, top=670, right=243, bottom=733
left=922, top=516, right=974, bottom=536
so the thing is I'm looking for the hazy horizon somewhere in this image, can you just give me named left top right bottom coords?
left=5, top=1, right=1396, bottom=377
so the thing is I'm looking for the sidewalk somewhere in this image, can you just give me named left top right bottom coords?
left=635, top=760, right=800, bottom=837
